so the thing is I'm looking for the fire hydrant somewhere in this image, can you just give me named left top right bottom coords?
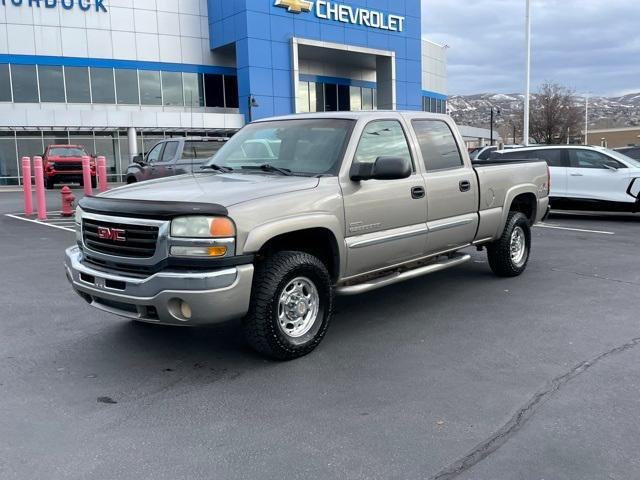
left=61, top=185, right=75, bottom=217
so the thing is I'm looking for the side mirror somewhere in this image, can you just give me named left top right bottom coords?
left=133, top=154, right=145, bottom=165
left=351, top=156, right=412, bottom=181
left=604, top=160, right=619, bottom=171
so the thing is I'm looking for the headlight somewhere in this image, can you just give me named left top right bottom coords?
left=75, top=207, right=83, bottom=225
left=170, top=216, right=235, bottom=238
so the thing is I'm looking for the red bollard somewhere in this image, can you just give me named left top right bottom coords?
left=81, top=156, right=93, bottom=196
left=22, top=157, right=33, bottom=216
left=33, top=156, right=47, bottom=221
left=60, top=186, right=75, bottom=217
left=97, top=156, right=108, bottom=192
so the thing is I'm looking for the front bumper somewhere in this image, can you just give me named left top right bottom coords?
left=65, top=246, right=254, bottom=326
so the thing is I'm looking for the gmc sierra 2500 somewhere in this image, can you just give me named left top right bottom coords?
left=65, top=112, right=550, bottom=360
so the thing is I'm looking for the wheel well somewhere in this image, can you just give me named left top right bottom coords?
left=510, top=193, right=537, bottom=224
left=259, top=228, right=340, bottom=282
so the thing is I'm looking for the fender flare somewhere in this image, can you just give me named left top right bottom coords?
left=497, top=184, right=539, bottom=236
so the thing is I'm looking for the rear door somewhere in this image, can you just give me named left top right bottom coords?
left=341, top=119, right=428, bottom=277
left=412, top=119, right=479, bottom=254
left=567, top=149, right=631, bottom=202
left=536, top=149, right=569, bottom=198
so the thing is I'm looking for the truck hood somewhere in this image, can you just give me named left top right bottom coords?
left=101, top=173, right=320, bottom=207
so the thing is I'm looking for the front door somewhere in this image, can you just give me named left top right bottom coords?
left=341, top=119, right=428, bottom=278
left=567, top=149, right=630, bottom=203
left=412, top=119, right=479, bottom=253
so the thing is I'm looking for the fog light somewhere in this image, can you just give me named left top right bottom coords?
left=180, top=301, right=192, bottom=320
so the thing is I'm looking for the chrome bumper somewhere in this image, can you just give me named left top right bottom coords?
left=64, top=246, right=254, bottom=326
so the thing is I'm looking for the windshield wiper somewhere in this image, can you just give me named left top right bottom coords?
left=200, top=164, right=233, bottom=173
left=240, top=164, right=294, bottom=176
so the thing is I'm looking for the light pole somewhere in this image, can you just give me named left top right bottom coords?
left=490, top=107, right=501, bottom=146
left=584, top=93, right=589, bottom=145
left=523, top=0, right=532, bottom=146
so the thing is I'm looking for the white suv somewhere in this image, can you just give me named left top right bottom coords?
left=493, top=146, right=640, bottom=211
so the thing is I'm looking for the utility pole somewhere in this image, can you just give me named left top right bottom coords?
left=523, top=0, right=532, bottom=146
left=490, top=107, right=501, bottom=146
left=584, top=94, right=589, bottom=145
left=490, top=108, right=494, bottom=146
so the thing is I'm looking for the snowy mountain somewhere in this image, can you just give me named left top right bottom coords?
left=448, top=93, right=640, bottom=130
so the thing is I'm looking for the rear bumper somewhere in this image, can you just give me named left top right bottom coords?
left=64, top=246, right=254, bottom=326
left=537, top=197, right=550, bottom=223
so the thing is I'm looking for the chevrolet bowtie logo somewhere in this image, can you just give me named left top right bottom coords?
left=275, top=0, right=313, bottom=14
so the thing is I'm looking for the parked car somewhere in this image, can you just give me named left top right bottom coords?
left=126, top=137, right=228, bottom=183
left=491, top=145, right=640, bottom=212
left=469, top=144, right=521, bottom=162
left=66, top=112, right=549, bottom=360
left=43, top=144, right=96, bottom=190
left=616, top=146, right=640, bottom=161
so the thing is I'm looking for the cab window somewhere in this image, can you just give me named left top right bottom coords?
left=569, top=150, right=626, bottom=169
left=354, top=120, right=412, bottom=167
left=146, top=143, right=164, bottom=164
left=160, top=141, right=179, bottom=162
left=412, top=120, right=463, bottom=171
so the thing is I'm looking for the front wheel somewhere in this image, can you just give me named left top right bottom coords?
left=243, top=251, right=333, bottom=360
left=487, top=212, right=531, bottom=277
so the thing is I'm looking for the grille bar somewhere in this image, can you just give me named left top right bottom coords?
left=83, top=219, right=159, bottom=258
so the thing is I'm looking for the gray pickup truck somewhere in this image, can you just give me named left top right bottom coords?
left=126, top=137, right=228, bottom=184
left=65, top=112, right=550, bottom=360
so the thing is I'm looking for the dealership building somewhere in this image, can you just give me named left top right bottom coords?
left=0, top=0, right=448, bottom=185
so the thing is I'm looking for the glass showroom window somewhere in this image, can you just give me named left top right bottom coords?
left=139, top=71, right=162, bottom=105
left=298, top=81, right=310, bottom=113
left=65, top=66, right=91, bottom=103
left=38, top=66, right=66, bottom=103
left=90, top=67, right=115, bottom=104
left=0, top=65, right=11, bottom=102
left=183, top=73, right=204, bottom=107
left=0, top=133, right=19, bottom=184
left=162, top=71, right=184, bottom=106
left=350, top=86, right=362, bottom=111
left=12, top=65, right=39, bottom=103
left=115, top=69, right=139, bottom=105
left=362, top=87, right=374, bottom=111
left=204, top=74, right=224, bottom=107
left=224, top=76, right=239, bottom=108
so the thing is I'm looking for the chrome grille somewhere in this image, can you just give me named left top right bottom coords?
left=83, top=218, right=159, bottom=258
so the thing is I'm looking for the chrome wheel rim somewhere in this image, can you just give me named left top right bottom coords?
left=277, top=277, right=320, bottom=338
left=510, top=226, right=527, bottom=267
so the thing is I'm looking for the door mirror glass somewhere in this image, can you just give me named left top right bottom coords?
left=351, top=156, right=412, bottom=181
left=133, top=153, right=145, bottom=165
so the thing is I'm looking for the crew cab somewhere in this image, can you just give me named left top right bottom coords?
left=43, top=145, right=96, bottom=190
left=65, top=112, right=549, bottom=360
left=126, top=137, right=228, bottom=184
left=491, top=145, right=640, bottom=212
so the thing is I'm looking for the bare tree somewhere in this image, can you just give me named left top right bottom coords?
left=530, top=83, right=582, bottom=144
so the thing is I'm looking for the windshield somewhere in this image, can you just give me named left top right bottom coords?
left=606, top=148, right=640, bottom=168
left=204, top=119, right=355, bottom=176
left=48, top=147, right=87, bottom=157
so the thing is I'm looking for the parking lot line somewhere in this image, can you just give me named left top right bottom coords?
left=535, top=223, right=615, bottom=235
left=5, top=213, right=75, bottom=233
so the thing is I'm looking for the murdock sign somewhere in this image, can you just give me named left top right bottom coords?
left=275, top=0, right=405, bottom=32
left=0, top=0, right=107, bottom=13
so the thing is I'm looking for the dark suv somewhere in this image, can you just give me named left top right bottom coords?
left=126, top=137, right=228, bottom=184
left=616, top=146, right=640, bottom=161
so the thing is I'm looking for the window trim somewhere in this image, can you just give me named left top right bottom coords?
left=411, top=119, right=465, bottom=173
left=352, top=118, right=416, bottom=173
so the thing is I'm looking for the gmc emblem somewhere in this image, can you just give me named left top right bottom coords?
left=97, top=227, right=126, bottom=242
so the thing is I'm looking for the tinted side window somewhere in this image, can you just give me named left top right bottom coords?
left=536, top=149, right=565, bottom=167
left=354, top=120, right=412, bottom=166
left=570, top=150, right=623, bottom=169
left=412, top=120, right=463, bottom=171
left=146, top=144, right=164, bottom=164
left=160, top=142, right=179, bottom=162
left=477, top=147, right=496, bottom=161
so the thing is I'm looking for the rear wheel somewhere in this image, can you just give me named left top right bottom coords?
left=487, top=211, right=531, bottom=277
left=243, top=251, right=333, bottom=360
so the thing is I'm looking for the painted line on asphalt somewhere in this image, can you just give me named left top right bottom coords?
left=535, top=223, right=615, bottom=235
left=5, top=213, right=75, bottom=233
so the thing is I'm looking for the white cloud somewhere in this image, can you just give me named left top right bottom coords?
left=422, top=0, right=640, bottom=95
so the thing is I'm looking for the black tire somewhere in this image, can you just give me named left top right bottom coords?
left=243, top=251, right=334, bottom=360
left=487, top=211, right=531, bottom=277
left=45, top=177, right=55, bottom=190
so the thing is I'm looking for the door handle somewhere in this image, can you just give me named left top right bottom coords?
left=570, top=172, right=583, bottom=177
left=459, top=180, right=471, bottom=192
left=411, top=186, right=425, bottom=199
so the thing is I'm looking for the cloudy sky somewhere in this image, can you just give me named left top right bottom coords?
left=422, top=0, right=640, bottom=97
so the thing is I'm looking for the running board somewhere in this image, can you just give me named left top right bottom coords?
left=336, top=253, right=471, bottom=296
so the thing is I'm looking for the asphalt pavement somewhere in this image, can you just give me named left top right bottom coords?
left=1, top=191, right=640, bottom=480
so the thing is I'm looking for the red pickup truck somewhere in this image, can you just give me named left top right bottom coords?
left=43, top=145, right=97, bottom=189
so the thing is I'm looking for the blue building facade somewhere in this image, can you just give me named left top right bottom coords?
left=208, top=0, right=443, bottom=120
